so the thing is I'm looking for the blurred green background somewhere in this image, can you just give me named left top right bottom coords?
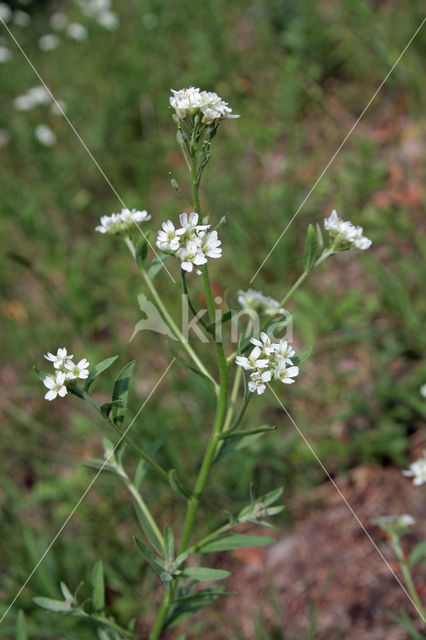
left=0, top=0, right=425, bottom=637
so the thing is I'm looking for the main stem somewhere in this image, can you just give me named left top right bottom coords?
left=392, top=537, right=426, bottom=626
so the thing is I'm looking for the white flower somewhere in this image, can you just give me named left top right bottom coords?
left=271, top=339, right=295, bottom=364
left=236, top=346, right=269, bottom=371
left=238, top=288, right=285, bottom=316
left=419, top=384, right=426, bottom=398
left=179, top=211, right=209, bottom=233
left=0, top=45, right=12, bottom=63
left=51, top=100, right=67, bottom=115
left=66, top=22, right=88, bottom=40
left=96, top=10, right=119, bottom=30
left=324, top=210, right=372, bottom=250
left=170, top=87, right=239, bottom=123
left=274, top=362, right=299, bottom=384
left=198, top=229, right=222, bottom=259
left=13, top=10, right=31, bottom=27
left=250, top=332, right=273, bottom=355
left=64, top=358, right=90, bottom=380
left=35, top=124, right=56, bottom=146
left=372, top=514, right=416, bottom=529
left=28, top=85, right=52, bottom=106
left=0, top=3, right=12, bottom=22
left=156, top=220, right=184, bottom=252
left=43, top=371, right=68, bottom=401
left=44, top=347, right=73, bottom=369
left=50, top=12, right=68, bottom=30
left=38, top=34, right=60, bottom=51
left=248, top=370, right=272, bottom=395
left=403, top=453, right=426, bottom=486
left=95, top=208, right=151, bottom=235
left=177, top=240, right=207, bottom=273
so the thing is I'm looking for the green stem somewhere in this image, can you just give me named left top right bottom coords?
left=391, top=537, right=426, bottom=626
left=148, top=585, right=174, bottom=640
left=139, top=265, right=218, bottom=392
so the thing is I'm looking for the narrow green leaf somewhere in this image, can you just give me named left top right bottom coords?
left=84, top=356, right=118, bottom=391
left=135, top=237, right=149, bottom=269
left=172, top=352, right=213, bottom=386
left=408, top=540, right=426, bottom=567
left=201, top=534, right=274, bottom=553
left=182, top=567, right=230, bottom=581
left=133, top=499, right=163, bottom=554
left=219, top=425, right=276, bottom=440
left=165, top=586, right=226, bottom=628
left=303, top=224, right=318, bottom=273
left=206, top=309, right=234, bottom=333
left=33, top=366, right=50, bottom=382
left=100, top=400, right=122, bottom=421
left=164, top=526, right=174, bottom=562
left=112, top=361, right=135, bottom=427
left=291, top=347, right=312, bottom=366
left=91, top=560, right=105, bottom=611
left=169, top=469, right=193, bottom=500
left=315, top=223, right=324, bottom=253
left=215, top=429, right=274, bottom=462
left=33, top=597, right=72, bottom=612
left=16, top=610, right=27, bottom=640
left=135, top=438, right=163, bottom=488
left=148, top=253, right=169, bottom=280
left=134, top=537, right=164, bottom=575
left=60, top=582, right=74, bottom=602
left=260, top=486, right=284, bottom=507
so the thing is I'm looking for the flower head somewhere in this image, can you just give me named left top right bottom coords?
left=43, top=371, right=68, bottom=401
left=372, top=514, right=415, bottom=538
left=324, top=210, right=372, bottom=250
left=403, top=453, right=426, bottom=486
left=248, top=370, right=272, bottom=395
left=45, top=347, right=73, bottom=369
left=156, top=220, right=184, bottom=252
left=170, top=87, right=239, bottom=124
left=65, top=358, right=90, bottom=380
left=95, top=208, right=151, bottom=235
left=238, top=289, right=285, bottom=316
left=177, top=240, right=207, bottom=273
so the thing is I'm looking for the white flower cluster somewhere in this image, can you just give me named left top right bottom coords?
left=403, top=452, right=426, bottom=486
left=42, top=348, right=90, bottom=401
left=236, top=332, right=299, bottom=395
left=170, top=87, right=239, bottom=124
left=95, top=208, right=151, bottom=234
left=238, top=289, right=284, bottom=316
left=372, top=514, right=416, bottom=531
left=76, top=0, right=119, bottom=30
left=324, top=210, right=372, bottom=250
left=156, top=212, right=222, bottom=273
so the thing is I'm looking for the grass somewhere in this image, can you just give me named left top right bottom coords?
left=0, top=0, right=425, bottom=637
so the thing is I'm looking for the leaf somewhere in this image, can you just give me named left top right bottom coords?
left=100, top=400, right=122, bottom=421
left=135, top=237, right=149, bottom=269
left=172, top=352, right=213, bottom=386
left=134, top=537, right=164, bottom=576
left=218, top=425, right=276, bottom=440
left=206, top=310, right=234, bottom=334
left=408, top=540, right=426, bottom=567
left=16, top=610, right=27, bottom=640
left=135, top=438, right=163, bottom=488
left=303, top=224, right=318, bottom=273
left=182, top=567, right=230, bottom=581
left=60, top=582, right=74, bottom=602
left=112, top=361, right=135, bottom=427
left=33, top=366, right=50, bottom=382
left=291, top=347, right=312, bottom=366
left=200, top=534, right=274, bottom=553
left=169, top=469, right=193, bottom=500
left=165, top=586, right=227, bottom=628
left=133, top=499, right=163, bottom=554
left=33, top=597, right=72, bottom=613
left=91, top=560, right=105, bottom=611
left=215, top=427, right=275, bottom=462
left=148, top=253, right=170, bottom=280
left=84, top=356, right=118, bottom=391
left=164, top=525, right=174, bottom=562
left=315, top=223, right=324, bottom=253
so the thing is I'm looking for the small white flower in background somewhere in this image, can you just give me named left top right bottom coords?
left=45, top=347, right=73, bottom=369
left=155, top=212, right=222, bottom=273
left=248, top=370, right=272, bottom=395
left=43, top=371, right=68, bottom=401
left=372, top=514, right=416, bottom=537
left=238, top=289, right=285, bottom=316
left=0, top=45, right=12, bottom=63
left=403, top=452, right=426, bottom=486
left=0, top=129, right=10, bottom=147
left=64, top=358, right=90, bottom=380
left=96, top=10, right=119, bottom=30
left=95, top=208, right=151, bottom=235
left=170, top=87, right=239, bottom=123
left=14, top=86, right=52, bottom=111
left=51, top=100, right=67, bottom=115
left=236, top=333, right=299, bottom=394
left=38, top=34, right=60, bottom=51
left=420, top=384, right=426, bottom=398
left=50, top=12, right=68, bottom=30
left=35, top=124, right=56, bottom=146
left=0, top=3, right=12, bottom=22
left=13, top=10, right=31, bottom=27
left=324, top=210, right=372, bottom=251
left=66, top=22, right=88, bottom=40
